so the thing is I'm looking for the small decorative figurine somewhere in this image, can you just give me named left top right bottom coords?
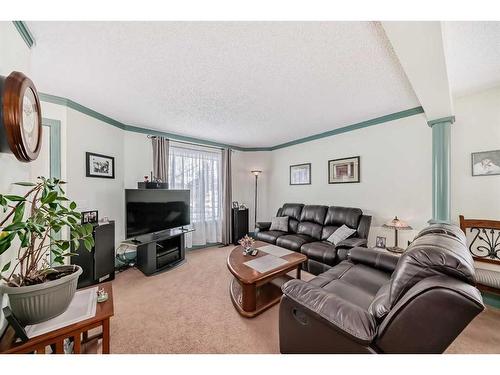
left=238, top=235, right=255, bottom=256
left=97, top=288, right=108, bottom=303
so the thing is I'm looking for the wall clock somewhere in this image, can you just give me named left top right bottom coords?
left=0, top=71, right=43, bottom=162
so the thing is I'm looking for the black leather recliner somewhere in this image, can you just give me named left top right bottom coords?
left=255, top=203, right=371, bottom=275
left=279, top=223, right=485, bottom=354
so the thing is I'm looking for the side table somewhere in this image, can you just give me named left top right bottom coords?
left=0, top=282, right=114, bottom=354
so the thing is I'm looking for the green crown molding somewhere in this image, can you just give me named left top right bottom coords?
left=12, top=21, right=35, bottom=48
left=427, top=116, right=455, bottom=127
left=39, top=92, right=425, bottom=152
left=269, top=106, right=425, bottom=150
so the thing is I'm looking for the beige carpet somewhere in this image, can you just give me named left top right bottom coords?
left=107, top=245, right=500, bottom=354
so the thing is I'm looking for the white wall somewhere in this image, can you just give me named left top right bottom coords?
left=267, top=114, right=432, bottom=247
left=451, top=87, right=500, bottom=272
left=65, top=108, right=125, bottom=245
left=0, top=21, right=33, bottom=335
left=451, top=86, right=500, bottom=221
left=231, top=150, right=272, bottom=231
left=123, top=131, right=152, bottom=189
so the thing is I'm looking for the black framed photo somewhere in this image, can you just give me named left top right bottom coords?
left=471, top=149, right=500, bottom=176
left=375, top=236, right=386, bottom=249
left=328, top=156, right=360, bottom=184
left=86, top=152, right=115, bottom=179
left=81, top=210, right=98, bottom=224
left=290, top=163, right=311, bottom=185
left=232, top=201, right=239, bottom=209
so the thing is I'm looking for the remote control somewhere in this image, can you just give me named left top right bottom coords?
left=251, top=249, right=258, bottom=256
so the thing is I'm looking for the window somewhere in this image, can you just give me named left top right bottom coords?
left=168, top=142, right=223, bottom=246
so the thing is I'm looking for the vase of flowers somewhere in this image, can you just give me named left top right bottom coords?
left=0, top=177, right=94, bottom=325
left=238, top=235, right=255, bottom=255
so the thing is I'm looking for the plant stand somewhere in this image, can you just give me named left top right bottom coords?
left=0, top=282, right=113, bottom=354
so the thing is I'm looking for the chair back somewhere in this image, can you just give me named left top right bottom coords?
left=459, top=215, right=500, bottom=266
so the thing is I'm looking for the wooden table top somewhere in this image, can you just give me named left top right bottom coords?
left=227, top=241, right=306, bottom=284
left=0, top=282, right=113, bottom=353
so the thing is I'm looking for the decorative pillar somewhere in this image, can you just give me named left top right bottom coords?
left=428, top=116, right=454, bottom=224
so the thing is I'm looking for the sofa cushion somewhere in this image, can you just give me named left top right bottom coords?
left=255, top=230, right=287, bottom=244
left=325, top=206, right=363, bottom=228
left=301, top=241, right=338, bottom=266
left=321, top=206, right=362, bottom=240
left=280, top=203, right=304, bottom=233
left=296, top=205, right=328, bottom=240
left=269, top=216, right=289, bottom=232
left=276, top=233, right=314, bottom=251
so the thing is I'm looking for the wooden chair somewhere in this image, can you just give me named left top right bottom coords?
left=459, top=215, right=500, bottom=295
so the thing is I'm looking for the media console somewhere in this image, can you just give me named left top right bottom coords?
left=122, top=228, right=193, bottom=276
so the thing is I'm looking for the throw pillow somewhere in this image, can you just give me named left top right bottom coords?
left=269, top=216, right=289, bottom=232
left=327, top=224, right=356, bottom=245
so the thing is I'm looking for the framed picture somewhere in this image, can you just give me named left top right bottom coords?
left=81, top=210, right=99, bottom=224
left=86, top=152, right=115, bottom=179
left=471, top=149, right=500, bottom=176
left=375, top=236, right=386, bottom=249
left=328, top=156, right=360, bottom=184
left=232, top=201, right=239, bottom=209
left=290, top=163, right=311, bottom=185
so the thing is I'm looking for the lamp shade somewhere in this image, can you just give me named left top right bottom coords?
left=382, top=216, right=412, bottom=230
left=251, top=170, right=262, bottom=176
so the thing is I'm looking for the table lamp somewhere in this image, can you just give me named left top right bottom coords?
left=383, top=216, right=412, bottom=253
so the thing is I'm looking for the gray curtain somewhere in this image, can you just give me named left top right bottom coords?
left=151, top=136, right=169, bottom=182
left=221, top=148, right=232, bottom=245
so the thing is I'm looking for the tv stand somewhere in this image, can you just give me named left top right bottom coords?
left=123, top=228, right=192, bottom=276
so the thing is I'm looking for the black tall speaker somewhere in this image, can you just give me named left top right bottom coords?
left=71, top=221, right=115, bottom=288
left=232, top=208, right=249, bottom=245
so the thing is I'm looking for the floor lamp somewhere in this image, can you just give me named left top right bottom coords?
left=251, top=170, right=262, bottom=227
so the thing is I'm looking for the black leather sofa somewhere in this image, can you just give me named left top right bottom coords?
left=255, top=203, right=371, bottom=275
left=279, top=223, right=485, bottom=354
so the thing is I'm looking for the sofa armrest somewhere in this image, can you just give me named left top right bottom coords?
left=336, top=237, right=367, bottom=249
left=348, top=247, right=399, bottom=273
left=255, top=221, right=272, bottom=232
left=282, top=279, right=377, bottom=344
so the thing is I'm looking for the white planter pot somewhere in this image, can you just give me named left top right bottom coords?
left=0, top=265, right=82, bottom=325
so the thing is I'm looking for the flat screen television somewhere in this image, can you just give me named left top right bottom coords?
left=125, top=189, right=190, bottom=239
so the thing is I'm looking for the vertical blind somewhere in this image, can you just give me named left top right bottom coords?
left=168, top=142, right=223, bottom=247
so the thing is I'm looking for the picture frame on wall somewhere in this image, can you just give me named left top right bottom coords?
left=290, top=163, right=311, bottom=185
left=328, top=156, right=360, bottom=184
left=471, top=149, right=500, bottom=176
left=86, top=152, right=115, bottom=179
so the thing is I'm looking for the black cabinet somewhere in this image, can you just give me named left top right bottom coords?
left=71, top=221, right=115, bottom=288
left=127, top=228, right=187, bottom=276
left=232, top=208, right=249, bottom=244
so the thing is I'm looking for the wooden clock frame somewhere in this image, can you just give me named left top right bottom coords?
left=0, top=71, right=43, bottom=162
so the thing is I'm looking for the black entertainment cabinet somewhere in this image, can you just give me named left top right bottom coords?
left=124, top=228, right=191, bottom=276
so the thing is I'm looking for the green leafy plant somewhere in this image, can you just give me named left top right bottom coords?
left=0, top=177, right=94, bottom=287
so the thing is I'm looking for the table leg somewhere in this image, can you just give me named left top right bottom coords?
left=241, top=282, right=256, bottom=312
left=55, top=340, right=64, bottom=354
left=296, top=265, right=301, bottom=280
left=36, top=345, right=45, bottom=354
left=102, top=319, right=110, bottom=354
left=73, top=333, right=81, bottom=354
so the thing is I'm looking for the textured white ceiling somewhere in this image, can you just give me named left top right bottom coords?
left=444, top=21, right=500, bottom=98
left=28, top=21, right=419, bottom=148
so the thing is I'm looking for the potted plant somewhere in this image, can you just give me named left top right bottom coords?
left=0, top=177, right=94, bottom=325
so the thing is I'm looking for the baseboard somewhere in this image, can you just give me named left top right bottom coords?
left=481, top=291, right=500, bottom=309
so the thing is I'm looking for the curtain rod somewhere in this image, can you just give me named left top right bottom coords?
left=147, top=135, right=225, bottom=151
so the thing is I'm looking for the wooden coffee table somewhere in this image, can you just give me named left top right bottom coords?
left=227, top=241, right=307, bottom=318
